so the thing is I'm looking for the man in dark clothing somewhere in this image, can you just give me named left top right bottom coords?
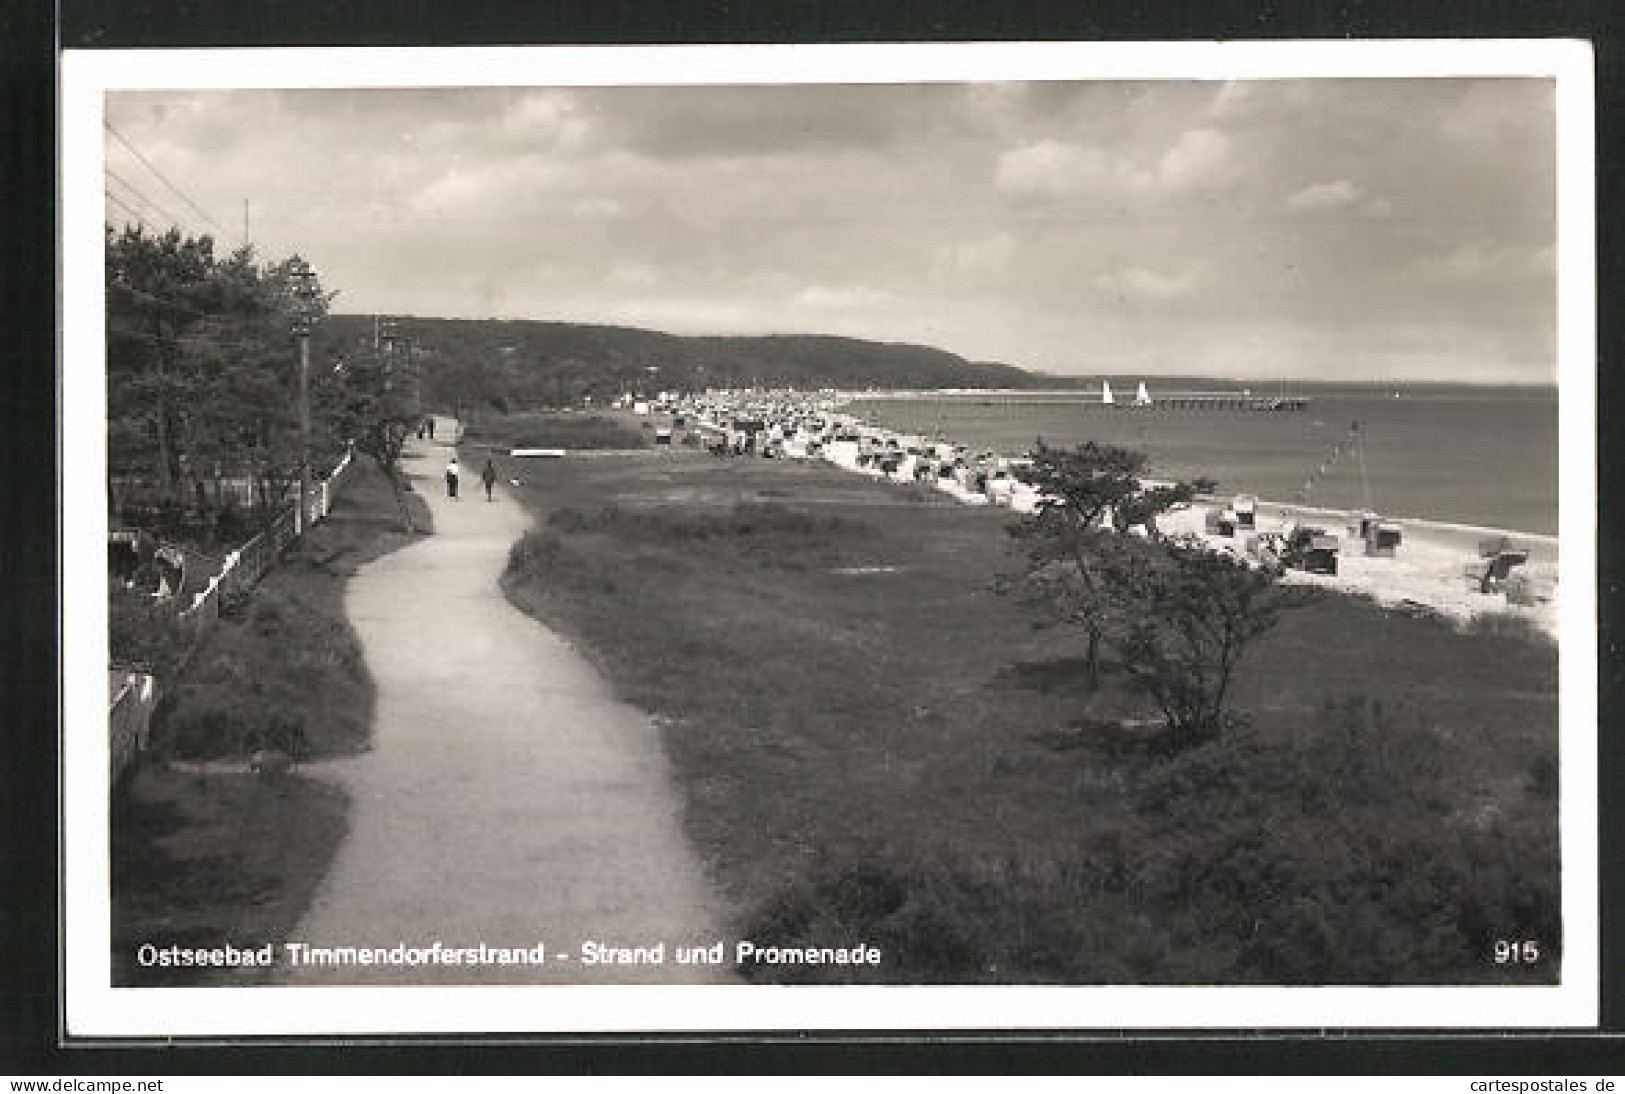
left=482, top=458, right=497, bottom=502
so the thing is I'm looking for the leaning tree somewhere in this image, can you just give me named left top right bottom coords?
left=1008, top=441, right=1213, bottom=690
left=1104, top=536, right=1314, bottom=750
left=319, top=339, right=425, bottom=532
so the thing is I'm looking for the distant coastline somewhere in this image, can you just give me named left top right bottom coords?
left=840, top=385, right=1559, bottom=538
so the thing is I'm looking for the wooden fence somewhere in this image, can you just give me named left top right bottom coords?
left=112, top=445, right=359, bottom=784
left=109, top=669, right=158, bottom=787
left=174, top=446, right=357, bottom=640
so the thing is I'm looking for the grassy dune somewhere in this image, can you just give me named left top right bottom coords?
left=459, top=410, right=649, bottom=453
left=110, top=460, right=430, bottom=986
left=498, top=445, right=1560, bottom=985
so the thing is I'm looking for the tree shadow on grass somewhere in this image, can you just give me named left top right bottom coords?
left=989, top=656, right=1096, bottom=698
left=110, top=764, right=348, bottom=987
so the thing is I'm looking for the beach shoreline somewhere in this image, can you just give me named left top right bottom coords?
left=648, top=392, right=1561, bottom=640
left=836, top=386, right=1560, bottom=539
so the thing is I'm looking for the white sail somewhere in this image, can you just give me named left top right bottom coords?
left=1135, top=381, right=1152, bottom=406
left=1101, top=380, right=1115, bottom=405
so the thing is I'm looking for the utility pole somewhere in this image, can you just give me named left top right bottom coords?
left=289, top=257, right=319, bottom=536
left=380, top=318, right=398, bottom=392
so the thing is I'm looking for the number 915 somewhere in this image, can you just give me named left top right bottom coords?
left=1494, top=940, right=1540, bottom=964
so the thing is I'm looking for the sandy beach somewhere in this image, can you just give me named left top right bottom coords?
left=679, top=395, right=1562, bottom=641
left=1156, top=500, right=1560, bottom=639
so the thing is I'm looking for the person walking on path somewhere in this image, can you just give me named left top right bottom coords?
left=445, top=457, right=460, bottom=500
left=481, top=457, right=497, bottom=502
left=427, top=416, right=436, bottom=441
left=279, top=439, right=733, bottom=986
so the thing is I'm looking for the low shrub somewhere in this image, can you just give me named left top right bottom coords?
left=549, top=501, right=867, bottom=543
left=108, top=585, right=190, bottom=677
left=161, top=685, right=310, bottom=760
left=465, top=412, right=648, bottom=451
left=148, top=583, right=371, bottom=761
left=541, top=503, right=873, bottom=570
left=738, top=697, right=1559, bottom=985
left=1460, top=610, right=1554, bottom=648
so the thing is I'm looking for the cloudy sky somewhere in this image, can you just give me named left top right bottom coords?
left=103, top=78, right=1557, bottom=382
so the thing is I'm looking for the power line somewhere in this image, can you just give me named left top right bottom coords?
left=104, top=191, right=153, bottom=233
left=104, top=119, right=230, bottom=239
left=108, top=326, right=283, bottom=351
left=105, top=167, right=195, bottom=235
left=106, top=280, right=211, bottom=318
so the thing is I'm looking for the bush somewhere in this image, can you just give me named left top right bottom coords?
left=736, top=848, right=990, bottom=983
left=549, top=501, right=864, bottom=542
left=465, top=412, right=647, bottom=450
left=108, top=585, right=190, bottom=678
left=541, top=503, right=872, bottom=569
left=1119, top=699, right=1559, bottom=982
left=736, top=697, right=1559, bottom=985
left=148, top=584, right=370, bottom=761
left=1108, top=540, right=1311, bottom=748
left=1461, top=610, right=1554, bottom=648
left=161, top=685, right=311, bottom=760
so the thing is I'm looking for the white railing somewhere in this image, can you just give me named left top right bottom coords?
left=109, top=669, right=157, bottom=785
left=176, top=446, right=357, bottom=634
left=114, top=446, right=360, bottom=785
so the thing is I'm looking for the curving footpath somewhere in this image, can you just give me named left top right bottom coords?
left=278, top=422, right=734, bottom=984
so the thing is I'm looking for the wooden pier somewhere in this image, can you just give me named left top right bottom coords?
left=1136, top=393, right=1312, bottom=412
left=964, top=392, right=1313, bottom=412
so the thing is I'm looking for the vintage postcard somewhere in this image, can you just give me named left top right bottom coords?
left=59, top=40, right=1597, bottom=1036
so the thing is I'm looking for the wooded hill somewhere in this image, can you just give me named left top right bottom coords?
left=312, top=315, right=1065, bottom=411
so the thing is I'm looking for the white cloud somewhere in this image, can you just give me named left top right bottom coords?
left=408, top=159, right=555, bottom=217
left=1413, top=242, right=1551, bottom=283
left=498, top=93, right=592, bottom=148
left=1093, top=264, right=1200, bottom=300
left=1156, top=127, right=1233, bottom=189
left=791, top=285, right=893, bottom=310
left=997, top=127, right=1235, bottom=199
left=995, top=139, right=1129, bottom=198
left=572, top=196, right=626, bottom=220
left=609, top=262, right=660, bottom=288
left=1286, top=179, right=1364, bottom=212
left=933, top=232, right=1018, bottom=282
left=1205, top=80, right=1260, bottom=121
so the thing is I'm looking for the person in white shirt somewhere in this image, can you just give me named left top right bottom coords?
left=445, top=459, right=460, bottom=500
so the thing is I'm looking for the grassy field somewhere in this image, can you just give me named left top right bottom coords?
left=496, top=442, right=1562, bottom=985
left=459, top=409, right=650, bottom=453
left=110, top=459, right=430, bottom=986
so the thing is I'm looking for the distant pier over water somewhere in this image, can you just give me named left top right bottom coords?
left=1121, top=392, right=1312, bottom=412
left=956, top=389, right=1313, bottom=412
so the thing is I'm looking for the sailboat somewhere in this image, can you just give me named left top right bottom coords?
left=1101, top=379, right=1115, bottom=407
left=1134, top=381, right=1153, bottom=407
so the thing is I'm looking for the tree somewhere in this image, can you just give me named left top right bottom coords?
left=1107, top=537, right=1312, bottom=750
left=321, top=339, right=424, bottom=531
left=1008, top=441, right=1213, bottom=689
left=1114, top=476, right=1217, bottom=536
left=106, top=229, right=342, bottom=533
left=187, top=250, right=335, bottom=525
left=106, top=226, right=219, bottom=505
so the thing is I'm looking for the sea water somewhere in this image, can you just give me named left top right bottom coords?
left=845, top=385, right=1560, bottom=537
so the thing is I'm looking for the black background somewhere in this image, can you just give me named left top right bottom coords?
left=6, top=0, right=1622, bottom=1075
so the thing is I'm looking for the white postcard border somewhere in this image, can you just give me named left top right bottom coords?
left=60, top=39, right=1599, bottom=1036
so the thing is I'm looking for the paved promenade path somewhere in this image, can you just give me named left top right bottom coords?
left=280, top=421, right=734, bottom=984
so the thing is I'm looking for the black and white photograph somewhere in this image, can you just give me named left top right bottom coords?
left=59, top=42, right=1597, bottom=1035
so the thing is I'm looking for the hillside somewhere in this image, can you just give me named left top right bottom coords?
left=312, top=315, right=1053, bottom=410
